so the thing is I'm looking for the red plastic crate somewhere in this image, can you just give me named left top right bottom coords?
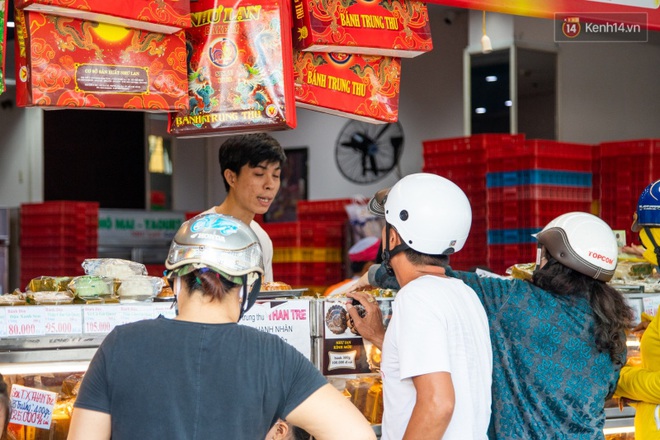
left=599, top=139, right=660, bottom=158
left=21, top=235, right=97, bottom=248
left=486, top=139, right=592, bottom=173
left=488, top=199, right=591, bottom=229
left=487, top=185, right=593, bottom=203
left=423, top=134, right=525, bottom=156
left=487, top=243, right=537, bottom=275
left=261, top=222, right=300, bottom=248
left=20, top=201, right=98, bottom=216
left=297, top=199, right=352, bottom=221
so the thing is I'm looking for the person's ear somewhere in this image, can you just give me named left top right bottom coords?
left=389, top=228, right=402, bottom=248
left=272, top=420, right=289, bottom=440
left=224, top=169, right=237, bottom=187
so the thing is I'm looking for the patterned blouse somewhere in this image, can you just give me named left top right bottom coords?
left=371, top=265, right=621, bottom=440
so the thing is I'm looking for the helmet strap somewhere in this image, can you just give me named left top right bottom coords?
left=238, top=275, right=262, bottom=320
left=643, top=227, right=660, bottom=265
left=171, top=277, right=181, bottom=316
left=382, top=223, right=409, bottom=275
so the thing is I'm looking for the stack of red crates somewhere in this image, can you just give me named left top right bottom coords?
left=20, top=201, right=99, bottom=288
left=423, top=135, right=593, bottom=275
left=423, top=134, right=524, bottom=271
left=263, top=198, right=350, bottom=290
left=598, top=139, right=660, bottom=232
left=485, top=139, right=593, bottom=274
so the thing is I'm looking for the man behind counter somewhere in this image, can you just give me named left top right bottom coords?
left=204, top=133, right=286, bottom=283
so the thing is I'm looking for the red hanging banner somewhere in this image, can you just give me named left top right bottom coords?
left=427, top=0, right=659, bottom=31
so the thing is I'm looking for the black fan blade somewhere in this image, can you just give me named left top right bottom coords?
left=341, top=133, right=371, bottom=153
left=390, top=136, right=404, bottom=149
left=369, top=153, right=379, bottom=176
left=373, top=123, right=391, bottom=141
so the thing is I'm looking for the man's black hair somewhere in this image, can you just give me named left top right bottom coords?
left=218, top=133, right=287, bottom=191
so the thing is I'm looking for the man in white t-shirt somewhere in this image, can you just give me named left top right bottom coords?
left=347, top=173, right=492, bottom=439
left=204, top=133, right=286, bottom=283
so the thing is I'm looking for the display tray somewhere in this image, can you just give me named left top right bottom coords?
left=257, top=289, right=308, bottom=299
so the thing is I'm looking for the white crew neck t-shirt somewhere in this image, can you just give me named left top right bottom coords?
left=380, top=275, right=492, bottom=440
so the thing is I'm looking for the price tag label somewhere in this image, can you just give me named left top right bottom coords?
left=5, top=307, right=45, bottom=337
left=10, top=385, right=57, bottom=429
left=0, top=308, right=7, bottom=337
left=83, top=305, right=119, bottom=334
left=117, top=305, right=154, bottom=325
left=152, top=302, right=176, bottom=319
left=44, top=306, right=83, bottom=335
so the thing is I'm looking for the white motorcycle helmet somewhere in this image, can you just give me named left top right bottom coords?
left=165, top=213, right=264, bottom=317
left=535, top=212, right=617, bottom=282
left=380, top=173, right=472, bottom=255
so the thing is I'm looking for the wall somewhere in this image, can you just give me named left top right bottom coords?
left=512, top=13, right=660, bottom=143
left=0, top=85, right=43, bottom=208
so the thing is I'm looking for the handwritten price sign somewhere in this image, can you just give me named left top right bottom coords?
left=10, top=385, right=56, bottom=430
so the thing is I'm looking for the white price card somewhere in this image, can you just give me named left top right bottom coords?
left=117, top=304, right=156, bottom=325
left=240, top=300, right=311, bottom=360
left=643, top=296, right=660, bottom=317
left=44, top=306, right=83, bottom=335
left=0, top=308, right=7, bottom=337
left=152, top=302, right=176, bottom=319
left=83, top=305, right=120, bottom=334
left=10, top=385, right=57, bottom=430
left=5, top=307, right=46, bottom=337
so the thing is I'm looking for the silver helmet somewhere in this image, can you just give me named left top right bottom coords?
left=166, top=213, right=264, bottom=316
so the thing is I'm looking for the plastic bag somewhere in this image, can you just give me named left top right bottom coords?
left=117, top=276, right=165, bottom=302
left=344, top=196, right=385, bottom=244
left=82, top=258, right=147, bottom=279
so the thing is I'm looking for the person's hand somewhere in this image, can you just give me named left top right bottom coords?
left=632, top=319, right=651, bottom=339
left=346, top=291, right=386, bottom=350
left=349, top=271, right=371, bottom=292
left=622, top=244, right=645, bottom=257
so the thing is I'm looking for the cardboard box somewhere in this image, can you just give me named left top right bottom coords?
left=15, top=0, right=190, bottom=34
left=292, top=0, right=432, bottom=58
left=294, top=50, right=400, bottom=124
left=168, top=0, right=296, bottom=137
left=15, top=11, right=188, bottom=111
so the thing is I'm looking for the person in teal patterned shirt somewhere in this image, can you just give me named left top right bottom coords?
left=349, top=193, right=633, bottom=439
